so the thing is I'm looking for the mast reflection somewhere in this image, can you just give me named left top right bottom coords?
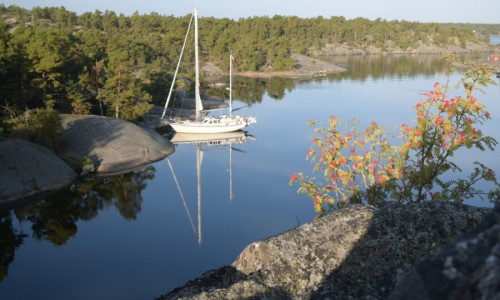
left=168, top=131, right=255, bottom=245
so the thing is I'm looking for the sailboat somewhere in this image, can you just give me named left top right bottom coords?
left=160, top=8, right=256, bottom=134
left=167, top=131, right=255, bottom=244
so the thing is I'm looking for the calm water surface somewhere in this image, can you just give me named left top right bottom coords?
left=1, top=55, right=499, bottom=300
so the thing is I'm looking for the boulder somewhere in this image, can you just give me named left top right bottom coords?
left=61, top=114, right=175, bottom=175
left=0, top=139, right=77, bottom=204
left=389, top=202, right=500, bottom=300
left=159, top=202, right=490, bottom=299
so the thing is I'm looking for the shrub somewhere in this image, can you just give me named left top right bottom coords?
left=4, top=106, right=63, bottom=151
left=290, top=62, right=499, bottom=217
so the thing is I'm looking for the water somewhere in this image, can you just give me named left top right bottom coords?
left=491, top=35, right=500, bottom=45
left=1, top=55, right=499, bottom=300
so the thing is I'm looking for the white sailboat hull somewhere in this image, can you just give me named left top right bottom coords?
left=171, top=123, right=246, bottom=134
left=169, top=116, right=255, bottom=134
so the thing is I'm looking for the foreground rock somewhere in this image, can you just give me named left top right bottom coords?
left=0, top=139, right=77, bottom=204
left=61, top=114, right=175, bottom=175
left=389, top=202, right=500, bottom=300
left=159, top=202, right=489, bottom=299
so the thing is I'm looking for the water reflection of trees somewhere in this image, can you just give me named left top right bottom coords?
left=0, top=211, right=26, bottom=281
left=206, top=76, right=297, bottom=106
left=235, top=77, right=297, bottom=104
left=324, top=54, right=456, bottom=81
left=209, top=55, right=454, bottom=106
left=319, top=53, right=486, bottom=82
left=0, top=165, right=155, bottom=282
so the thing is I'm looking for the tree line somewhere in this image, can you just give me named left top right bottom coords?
left=0, top=4, right=494, bottom=123
left=441, top=23, right=500, bottom=37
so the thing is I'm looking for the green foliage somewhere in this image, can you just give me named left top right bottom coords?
left=4, top=106, right=63, bottom=151
left=80, top=155, right=93, bottom=168
left=142, top=62, right=174, bottom=105
left=291, top=63, right=499, bottom=217
left=0, top=4, right=491, bottom=122
left=440, top=23, right=500, bottom=38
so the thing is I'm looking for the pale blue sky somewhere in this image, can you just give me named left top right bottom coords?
left=2, top=0, right=499, bottom=23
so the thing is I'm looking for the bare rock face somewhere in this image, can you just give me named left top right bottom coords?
left=1, top=115, right=174, bottom=203
left=0, top=139, right=77, bottom=204
left=159, top=202, right=489, bottom=299
left=61, top=114, right=175, bottom=175
left=389, top=202, right=500, bottom=300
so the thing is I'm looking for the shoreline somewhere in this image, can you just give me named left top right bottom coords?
left=204, top=47, right=497, bottom=79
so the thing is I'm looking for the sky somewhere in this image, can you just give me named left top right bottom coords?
left=1, top=0, right=499, bottom=24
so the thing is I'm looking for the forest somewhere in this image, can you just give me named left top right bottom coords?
left=0, top=4, right=498, bottom=127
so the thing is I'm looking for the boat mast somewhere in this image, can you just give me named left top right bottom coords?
left=229, top=144, right=233, bottom=201
left=194, top=8, right=203, bottom=119
left=167, top=159, right=197, bottom=237
left=229, top=53, right=233, bottom=117
left=196, top=143, right=203, bottom=245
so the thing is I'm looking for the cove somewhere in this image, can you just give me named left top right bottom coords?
left=1, top=54, right=499, bottom=300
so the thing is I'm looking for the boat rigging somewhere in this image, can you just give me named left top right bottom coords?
left=160, top=8, right=256, bottom=134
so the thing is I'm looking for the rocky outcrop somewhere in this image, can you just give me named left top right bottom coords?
left=159, top=202, right=490, bottom=299
left=61, top=114, right=175, bottom=175
left=389, top=202, right=500, bottom=300
left=0, top=139, right=77, bottom=204
left=1, top=115, right=175, bottom=203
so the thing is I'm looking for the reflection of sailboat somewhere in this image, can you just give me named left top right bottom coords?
left=160, top=8, right=256, bottom=133
left=170, top=131, right=250, bottom=145
left=167, top=131, right=254, bottom=244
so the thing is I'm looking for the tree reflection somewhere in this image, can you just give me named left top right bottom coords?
left=264, top=77, right=296, bottom=100
left=207, top=55, right=453, bottom=107
left=0, top=165, right=155, bottom=282
left=91, top=166, right=156, bottom=220
left=318, top=54, right=460, bottom=81
left=207, top=76, right=296, bottom=106
left=233, top=77, right=267, bottom=104
left=0, top=210, right=26, bottom=282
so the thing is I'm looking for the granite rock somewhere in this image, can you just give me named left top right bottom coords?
left=0, top=139, right=77, bottom=204
left=61, top=114, right=175, bottom=175
left=389, top=202, right=500, bottom=300
left=159, top=202, right=490, bottom=299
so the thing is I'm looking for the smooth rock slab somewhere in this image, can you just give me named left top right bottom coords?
left=61, top=114, right=175, bottom=175
left=0, top=139, right=77, bottom=204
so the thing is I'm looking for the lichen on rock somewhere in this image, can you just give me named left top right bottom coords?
left=159, top=202, right=490, bottom=299
left=389, top=202, right=500, bottom=300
